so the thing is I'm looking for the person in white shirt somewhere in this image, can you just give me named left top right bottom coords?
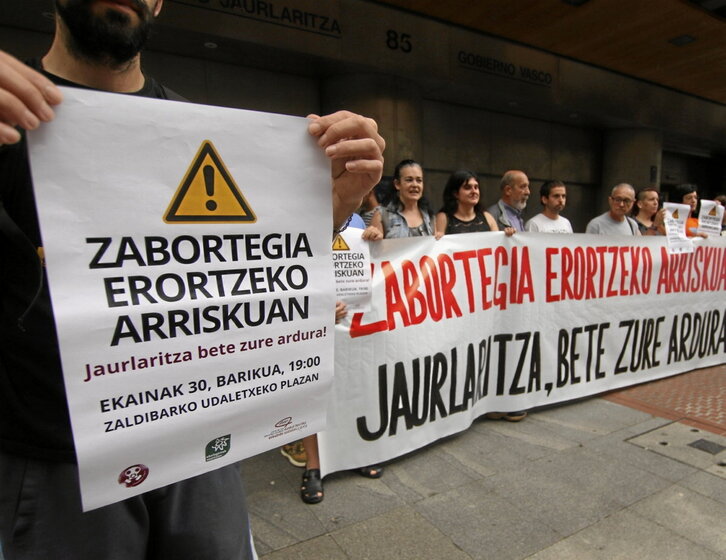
left=525, top=180, right=573, bottom=233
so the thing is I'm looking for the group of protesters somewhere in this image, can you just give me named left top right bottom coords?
left=281, top=159, right=726, bottom=506
left=358, top=160, right=725, bottom=241
left=1, top=1, right=725, bottom=557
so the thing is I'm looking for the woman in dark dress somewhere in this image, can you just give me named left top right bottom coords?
left=435, top=170, right=509, bottom=238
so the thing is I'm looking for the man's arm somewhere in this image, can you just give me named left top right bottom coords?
left=308, top=111, right=385, bottom=232
left=0, top=51, right=63, bottom=145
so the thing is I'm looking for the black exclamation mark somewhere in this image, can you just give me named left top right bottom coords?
left=204, top=165, right=217, bottom=211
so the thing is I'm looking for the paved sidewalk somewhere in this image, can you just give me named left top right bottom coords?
left=604, top=366, right=726, bottom=436
left=243, top=364, right=726, bottom=559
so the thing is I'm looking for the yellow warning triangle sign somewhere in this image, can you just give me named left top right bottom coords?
left=332, top=234, right=350, bottom=251
left=164, top=140, right=256, bottom=223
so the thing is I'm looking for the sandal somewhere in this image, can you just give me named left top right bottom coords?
left=301, top=469, right=323, bottom=504
left=356, top=465, right=384, bottom=478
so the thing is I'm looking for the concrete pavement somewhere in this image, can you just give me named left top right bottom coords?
left=243, top=365, right=726, bottom=559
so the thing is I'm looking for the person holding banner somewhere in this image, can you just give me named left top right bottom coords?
left=299, top=299, right=384, bottom=504
left=524, top=180, right=573, bottom=234
left=0, top=1, right=385, bottom=558
left=674, top=183, right=707, bottom=238
left=363, top=159, right=434, bottom=240
left=632, top=187, right=666, bottom=236
left=586, top=184, right=641, bottom=236
left=434, top=169, right=506, bottom=238
left=477, top=169, right=529, bottom=422
left=487, top=170, right=530, bottom=232
left=434, top=170, right=524, bottom=422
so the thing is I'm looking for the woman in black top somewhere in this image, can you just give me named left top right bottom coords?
left=435, top=170, right=503, bottom=237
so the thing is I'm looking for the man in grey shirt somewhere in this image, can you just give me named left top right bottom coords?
left=586, top=184, right=641, bottom=235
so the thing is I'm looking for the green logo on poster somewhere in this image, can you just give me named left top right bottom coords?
left=205, top=435, right=231, bottom=462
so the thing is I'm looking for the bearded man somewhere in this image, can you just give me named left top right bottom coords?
left=0, top=2, right=385, bottom=558
left=487, top=169, right=531, bottom=232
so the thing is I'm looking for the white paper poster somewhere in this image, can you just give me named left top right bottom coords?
left=663, top=202, right=694, bottom=254
left=698, top=200, right=725, bottom=237
left=28, top=88, right=335, bottom=510
left=333, top=226, right=372, bottom=312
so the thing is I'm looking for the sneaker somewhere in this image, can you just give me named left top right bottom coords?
left=281, top=440, right=307, bottom=467
left=484, top=411, right=528, bottom=422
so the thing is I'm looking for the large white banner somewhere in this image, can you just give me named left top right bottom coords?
left=28, top=88, right=334, bottom=510
left=319, top=232, right=726, bottom=474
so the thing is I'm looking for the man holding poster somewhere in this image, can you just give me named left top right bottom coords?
left=0, top=1, right=384, bottom=558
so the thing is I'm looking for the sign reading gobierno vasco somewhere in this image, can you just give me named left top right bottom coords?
left=28, top=88, right=335, bottom=511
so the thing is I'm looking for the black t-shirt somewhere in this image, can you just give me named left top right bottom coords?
left=0, top=60, right=178, bottom=462
left=445, top=212, right=491, bottom=234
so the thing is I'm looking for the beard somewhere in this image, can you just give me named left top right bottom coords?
left=513, top=198, right=528, bottom=211
left=55, top=0, right=155, bottom=67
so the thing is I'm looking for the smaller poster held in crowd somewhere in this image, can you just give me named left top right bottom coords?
left=663, top=202, right=694, bottom=253
left=28, top=88, right=335, bottom=511
left=333, top=227, right=372, bottom=312
left=698, top=200, right=725, bottom=237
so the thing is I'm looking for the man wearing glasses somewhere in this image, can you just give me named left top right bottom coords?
left=585, top=183, right=641, bottom=235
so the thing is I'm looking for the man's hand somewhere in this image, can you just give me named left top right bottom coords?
left=0, top=51, right=63, bottom=145
left=308, top=111, right=385, bottom=231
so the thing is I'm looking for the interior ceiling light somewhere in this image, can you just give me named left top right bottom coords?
left=668, top=34, right=696, bottom=46
left=204, top=42, right=218, bottom=49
